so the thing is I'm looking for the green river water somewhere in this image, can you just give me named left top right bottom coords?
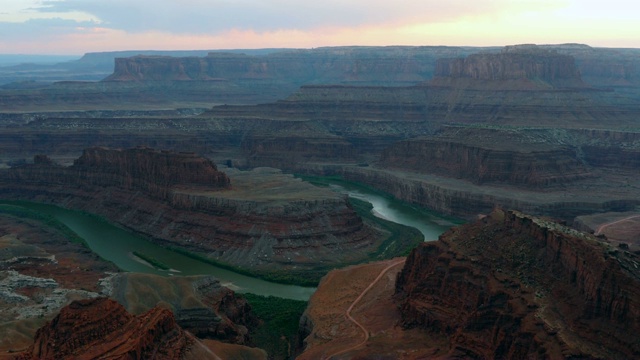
left=8, top=180, right=457, bottom=300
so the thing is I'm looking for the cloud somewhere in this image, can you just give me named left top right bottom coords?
left=1, top=0, right=638, bottom=54
left=0, top=17, right=98, bottom=41
left=32, top=0, right=525, bottom=34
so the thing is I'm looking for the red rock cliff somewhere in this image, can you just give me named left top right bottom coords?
left=9, top=147, right=231, bottom=199
left=433, top=45, right=585, bottom=89
left=16, top=297, right=197, bottom=360
left=395, top=209, right=640, bottom=359
left=380, top=127, right=593, bottom=186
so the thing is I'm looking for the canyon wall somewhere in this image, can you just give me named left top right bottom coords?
left=395, top=209, right=640, bottom=359
left=2, top=44, right=639, bottom=112
left=109, top=274, right=257, bottom=345
left=101, top=45, right=640, bottom=89
left=380, top=127, right=593, bottom=186
left=7, top=147, right=230, bottom=200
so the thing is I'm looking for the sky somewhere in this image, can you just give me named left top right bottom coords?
left=0, top=0, right=638, bottom=55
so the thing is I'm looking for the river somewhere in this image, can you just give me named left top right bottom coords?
left=327, top=182, right=458, bottom=241
left=9, top=180, right=456, bottom=301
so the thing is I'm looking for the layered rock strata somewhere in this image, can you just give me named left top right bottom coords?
left=295, top=163, right=640, bottom=222
left=380, top=127, right=593, bottom=186
left=0, top=148, right=383, bottom=279
left=8, top=146, right=230, bottom=200
left=395, top=209, right=640, bottom=359
left=432, top=44, right=586, bottom=89
left=2, top=44, right=640, bottom=113
left=15, top=297, right=218, bottom=360
left=104, top=47, right=480, bottom=85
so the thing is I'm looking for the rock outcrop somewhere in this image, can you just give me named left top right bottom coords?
left=0, top=207, right=121, bottom=354
left=395, top=209, right=640, bottom=359
left=8, top=147, right=230, bottom=200
left=15, top=297, right=218, bottom=360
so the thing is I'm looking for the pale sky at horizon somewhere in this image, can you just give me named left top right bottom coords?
left=0, top=0, right=638, bottom=55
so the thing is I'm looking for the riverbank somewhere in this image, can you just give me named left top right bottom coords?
left=297, top=174, right=462, bottom=239
left=295, top=164, right=640, bottom=222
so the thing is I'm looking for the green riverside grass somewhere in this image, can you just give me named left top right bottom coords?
left=348, top=197, right=424, bottom=258
left=0, top=201, right=118, bottom=266
left=132, top=251, right=170, bottom=270
left=242, top=293, right=307, bottom=360
left=0, top=203, right=87, bottom=246
left=167, top=246, right=323, bottom=287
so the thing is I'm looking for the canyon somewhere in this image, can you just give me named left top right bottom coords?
left=2, top=43, right=640, bottom=358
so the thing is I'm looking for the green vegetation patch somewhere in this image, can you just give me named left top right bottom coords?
left=168, top=246, right=321, bottom=287
left=243, top=293, right=307, bottom=360
left=132, top=251, right=170, bottom=270
left=0, top=202, right=87, bottom=246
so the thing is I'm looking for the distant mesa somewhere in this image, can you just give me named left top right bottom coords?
left=431, top=44, right=588, bottom=90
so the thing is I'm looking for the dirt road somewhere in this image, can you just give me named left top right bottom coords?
left=324, top=258, right=406, bottom=360
left=595, top=215, right=640, bottom=235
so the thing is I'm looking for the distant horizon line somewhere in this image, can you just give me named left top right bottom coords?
left=2, top=42, right=640, bottom=58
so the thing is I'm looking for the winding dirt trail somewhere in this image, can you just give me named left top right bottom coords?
left=324, top=258, right=406, bottom=360
left=595, top=215, right=640, bottom=235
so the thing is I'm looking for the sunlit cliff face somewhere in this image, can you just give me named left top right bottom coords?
left=0, top=0, right=638, bottom=54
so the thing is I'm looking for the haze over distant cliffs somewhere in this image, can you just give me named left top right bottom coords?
left=2, top=44, right=639, bottom=111
left=432, top=45, right=586, bottom=89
